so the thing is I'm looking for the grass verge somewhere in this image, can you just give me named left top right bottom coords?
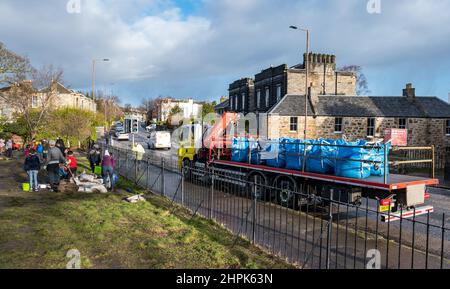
left=0, top=156, right=293, bottom=269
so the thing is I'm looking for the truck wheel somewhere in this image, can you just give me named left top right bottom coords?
left=182, top=159, right=192, bottom=180
left=273, top=176, right=299, bottom=210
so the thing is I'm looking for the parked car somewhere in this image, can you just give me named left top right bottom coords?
left=147, top=131, right=171, bottom=150
left=110, top=126, right=129, bottom=141
left=117, top=132, right=130, bottom=141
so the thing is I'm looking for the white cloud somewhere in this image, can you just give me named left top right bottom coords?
left=0, top=0, right=449, bottom=103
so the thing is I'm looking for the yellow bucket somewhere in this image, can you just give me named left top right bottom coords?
left=22, top=183, right=30, bottom=192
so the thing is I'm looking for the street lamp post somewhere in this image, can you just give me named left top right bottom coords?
left=92, top=58, right=110, bottom=101
left=289, top=26, right=310, bottom=140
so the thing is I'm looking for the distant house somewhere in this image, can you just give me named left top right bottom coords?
left=40, top=82, right=97, bottom=113
left=154, top=98, right=202, bottom=123
left=0, top=81, right=97, bottom=121
left=125, top=108, right=147, bottom=123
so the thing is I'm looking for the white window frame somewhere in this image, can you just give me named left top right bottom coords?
left=446, top=119, right=450, bottom=136
left=289, top=117, right=298, bottom=132
left=265, top=87, right=270, bottom=107
left=334, top=117, right=343, bottom=133
left=256, top=89, right=261, bottom=109
left=367, top=118, right=375, bottom=137
left=276, top=84, right=282, bottom=102
left=31, top=95, right=38, bottom=108
left=399, top=118, right=407, bottom=129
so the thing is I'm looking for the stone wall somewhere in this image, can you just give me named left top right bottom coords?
left=287, top=69, right=356, bottom=97
left=51, top=92, right=97, bottom=113
left=267, top=115, right=317, bottom=139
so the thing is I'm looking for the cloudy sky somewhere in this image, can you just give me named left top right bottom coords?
left=1, top=0, right=449, bottom=105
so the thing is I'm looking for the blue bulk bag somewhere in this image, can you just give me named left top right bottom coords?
left=369, top=143, right=390, bottom=176
left=305, top=139, right=334, bottom=174
left=264, top=139, right=286, bottom=168
left=335, top=140, right=371, bottom=179
left=285, top=138, right=304, bottom=170
left=231, top=137, right=249, bottom=162
left=249, top=138, right=264, bottom=165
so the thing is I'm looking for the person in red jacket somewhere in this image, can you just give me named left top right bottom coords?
left=66, top=151, right=78, bottom=178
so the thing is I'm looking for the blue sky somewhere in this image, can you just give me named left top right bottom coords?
left=1, top=0, right=449, bottom=105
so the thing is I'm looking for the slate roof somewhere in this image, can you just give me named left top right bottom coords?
left=40, top=81, right=72, bottom=94
left=214, top=99, right=229, bottom=110
left=267, top=94, right=314, bottom=116
left=270, top=95, right=450, bottom=118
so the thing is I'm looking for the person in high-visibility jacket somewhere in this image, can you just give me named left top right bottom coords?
left=132, top=143, right=145, bottom=162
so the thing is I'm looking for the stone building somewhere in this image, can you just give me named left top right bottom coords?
left=224, top=52, right=450, bottom=162
left=268, top=84, right=450, bottom=162
left=41, top=82, right=97, bottom=113
left=228, top=78, right=254, bottom=114
left=228, top=53, right=357, bottom=113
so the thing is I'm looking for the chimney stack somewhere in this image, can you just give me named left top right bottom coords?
left=403, top=83, right=415, bottom=98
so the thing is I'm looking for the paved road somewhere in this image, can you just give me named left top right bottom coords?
left=110, top=147, right=450, bottom=269
left=109, top=130, right=179, bottom=170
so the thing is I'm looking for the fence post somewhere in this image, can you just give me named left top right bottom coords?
left=383, top=143, right=388, bottom=184
left=431, top=145, right=435, bottom=179
left=209, top=167, right=214, bottom=220
left=181, top=166, right=185, bottom=206
left=161, top=158, right=165, bottom=196
left=252, top=179, right=257, bottom=245
left=326, top=189, right=333, bottom=270
left=125, top=152, right=129, bottom=180
left=134, top=152, right=138, bottom=185
left=146, top=157, right=150, bottom=189
left=117, top=150, right=121, bottom=175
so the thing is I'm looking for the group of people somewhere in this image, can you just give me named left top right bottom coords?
left=22, top=139, right=116, bottom=192
left=23, top=139, right=78, bottom=192
left=87, top=144, right=116, bottom=188
left=0, top=138, right=16, bottom=158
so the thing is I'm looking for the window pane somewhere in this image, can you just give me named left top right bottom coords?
left=290, top=117, right=298, bottom=132
left=367, top=118, right=375, bottom=136
left=257, top=90, right=261, bottom=108
left=265, top=88, right=270, bottom=107
left=399, top=118, right=407, bottom=129
left=335, top=117, right=343, bottom=132
left=276, top=84, right=282, bottom=102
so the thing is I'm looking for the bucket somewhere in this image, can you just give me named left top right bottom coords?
left=94, top=166, right=102, bottom=175
left=22, top=183, right=30, bottom=192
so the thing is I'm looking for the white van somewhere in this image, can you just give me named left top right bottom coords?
left=147, top=131, right=171, bottom=150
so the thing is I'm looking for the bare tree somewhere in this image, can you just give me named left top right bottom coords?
left=0, top=61, right=64, bottom=140
left=0, top=42, right=35, bottom=85
left=123, top=103, right=132, bottom=114
left=96, top=95, right=124, bottom=127
left=139, top=97, right=156, bottom=122
left=339, top=65, right=371, bottom=95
